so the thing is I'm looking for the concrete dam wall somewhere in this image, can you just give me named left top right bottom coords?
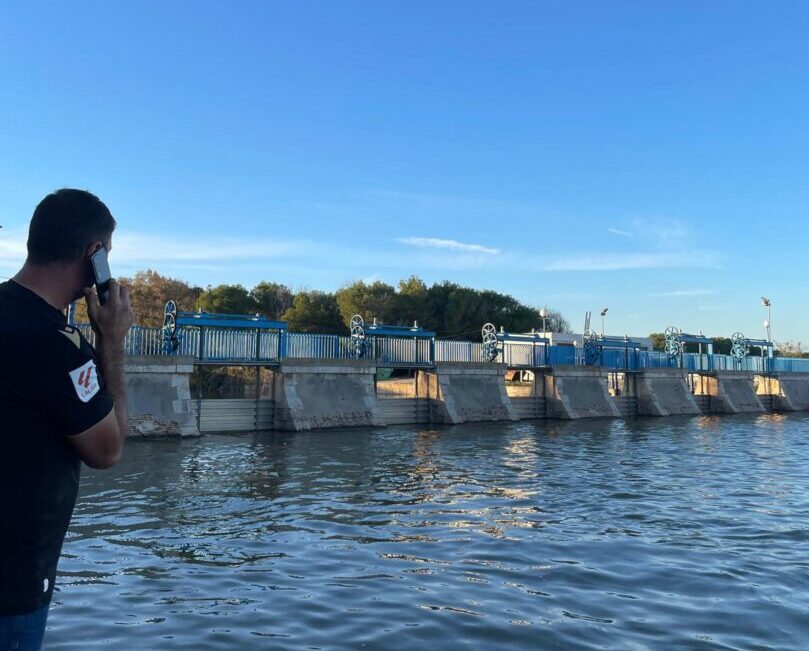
left=544, top=366, right=620, bottom=419
left=121, top=356, right=809, bottom=436
left=417, top=363, right=517, bottom=424
left=704, top=372, right=765, bottom=414
left=757, top=374, right=809, bottom=411
left=273, top=359, right=383, bottom=431
left=124, top=356, right=199, bottom=437
left=636, top=368, right=701, bottom=417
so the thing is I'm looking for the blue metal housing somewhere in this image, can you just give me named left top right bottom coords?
left=175, top=311, right=287, bottom=331
left=365, top=323, right=435, bottom=339
left=496, top=331, right=550, bottom=345
left=163, top=302, right=288, bottom=362
left=596, top=336, right=645, bottom=350
left=678, top=334, right=713, bottom=346
left=741, top=338, right=774, bottom=357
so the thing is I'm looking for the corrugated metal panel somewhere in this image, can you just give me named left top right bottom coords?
left=198, top=399, right=274, bottom=432
left=256, top=401, right=275, bottom=430
left=693, top=395, right=712, bottom=414
left=378, top=398, right=430, bottom=425
left=612, top=396, right=638, bottom=417
left=510, top=397, right=546, bottom=420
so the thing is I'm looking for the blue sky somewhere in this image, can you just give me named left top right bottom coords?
left=1, top=1, right=807, bottom=341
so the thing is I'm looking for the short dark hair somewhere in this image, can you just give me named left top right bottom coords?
left=27, top=189, right=116, bottom=264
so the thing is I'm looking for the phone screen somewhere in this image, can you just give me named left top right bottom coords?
left=90, top=247, right=112, bottom=304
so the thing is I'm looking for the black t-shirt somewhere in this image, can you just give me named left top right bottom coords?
left=0, top=280, right=113, bottom=615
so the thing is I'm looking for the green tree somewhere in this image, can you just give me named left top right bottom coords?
left=122, top=270, right=203, bottom=327
left=418, top=281, right=568, bottom=339
left=397, top=276, right=430, bottom=327
left=775, top=341, right=807, bottom=357
left=281, top=291, right=344, bottom=334
left=196, top=284, right=257, bottom=314
left=540, top=309, right=568, bottom=333
left=710, top=337, right=732, bottom=355
left=398, top=275, right=428, bottom=296
left=649, top=333, right=666, bottom=352
left=251, top=282, right=294, bottom=320
left=72, top=269, right=203, bottom=326
left=335, top=280, right=401, bottom=326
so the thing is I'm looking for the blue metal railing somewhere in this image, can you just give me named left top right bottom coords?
left=547, top=346, right=581, bottom=366
left=286, top=333, right=353, bottom=360
left=638, top=351, right=678, bottom=369
left=771, top=357, right=809, bottom=373
left=434, top=340, right=484, bottom=363
left=74, top=323, right=809, bottom=373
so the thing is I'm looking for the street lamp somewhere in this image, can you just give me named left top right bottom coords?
left=600, top=307, right=608, bottom=337
left=539, top=306, right=548, bottom=334
left=761, top=297, right=772, bottom=341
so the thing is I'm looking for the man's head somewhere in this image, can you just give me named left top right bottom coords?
left=25, top=189, right=116, bottom=301
left=27, top=189, right=116, bottom=266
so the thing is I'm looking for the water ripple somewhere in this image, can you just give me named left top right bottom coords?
left=45, top=414, right=809, bottom=650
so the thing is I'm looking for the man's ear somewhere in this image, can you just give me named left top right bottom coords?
left=85, top=241, right=104, bottom=259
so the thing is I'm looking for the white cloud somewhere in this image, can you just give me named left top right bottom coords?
left=0, top=226, right=720, bottom=281
left=608, top=228, right=633, bottom=237
left=396, top=237, right=501, bottom=255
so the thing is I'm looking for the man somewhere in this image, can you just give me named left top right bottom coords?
left=0, top=189, right=133, bottom=650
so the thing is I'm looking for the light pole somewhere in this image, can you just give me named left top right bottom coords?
left=761, top=297, right=772, bottom=341
left=540, top=306, right=548, bottom=334
left=600, top=307, right=608, bottom=337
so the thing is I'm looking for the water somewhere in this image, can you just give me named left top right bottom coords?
left=47, top=414, right=809, bottom=650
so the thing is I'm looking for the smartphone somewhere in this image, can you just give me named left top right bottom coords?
left=90, top=247, right=112, bottom=305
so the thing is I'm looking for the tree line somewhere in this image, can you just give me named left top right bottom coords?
left=81, top=270, right=569, bottom=339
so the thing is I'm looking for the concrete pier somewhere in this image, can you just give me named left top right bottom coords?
left=697, top=371, right=765, bottom=414
left=757, top=373, right=809, bottom=411
left=636, top=368, right=701, bottom=416
left=122, top=354, right=809, bottom=436
left=124, top=356, right=199, bottom=436
left=417, top=363, right=517, bottom=424
left=544, top=366, right=620, bottom=419
left=272, top=359, right=383, bottom=431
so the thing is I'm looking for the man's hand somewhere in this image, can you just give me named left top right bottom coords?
left=84, top=280, right=134, bottom=346
left=77, top=279, right=133, bottom=464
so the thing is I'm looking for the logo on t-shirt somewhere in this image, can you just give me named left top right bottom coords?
left=69, top=360, right=100, bottom=403
left=59, top=327, right=82, bottom=349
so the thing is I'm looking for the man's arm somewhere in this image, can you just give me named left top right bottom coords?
left=69, top=280, right=133, bottom=469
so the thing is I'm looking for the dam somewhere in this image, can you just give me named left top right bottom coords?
left=83, top=307, right=809, bottom=436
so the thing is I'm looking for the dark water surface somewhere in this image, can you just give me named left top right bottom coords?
left=47, top=414, right=809, bottom=650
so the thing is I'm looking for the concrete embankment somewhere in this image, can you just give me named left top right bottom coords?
left=698, top=371, right=764, bottom=414
left=757, top=373, right=809, bottom=411
left=544, top=366, right=620, bottom=419
left=273, top=358, right=383, bottom=431
left=417, top=363, right=517, bottom=424
left=125, top=356, right=198, bottom=436
left=636, top=368, right=701, bottom=417
left=122, top=357, right=809, bottom=437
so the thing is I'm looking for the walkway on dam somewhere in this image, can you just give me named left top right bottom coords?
left=78, top=323, right=809, bottom=375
